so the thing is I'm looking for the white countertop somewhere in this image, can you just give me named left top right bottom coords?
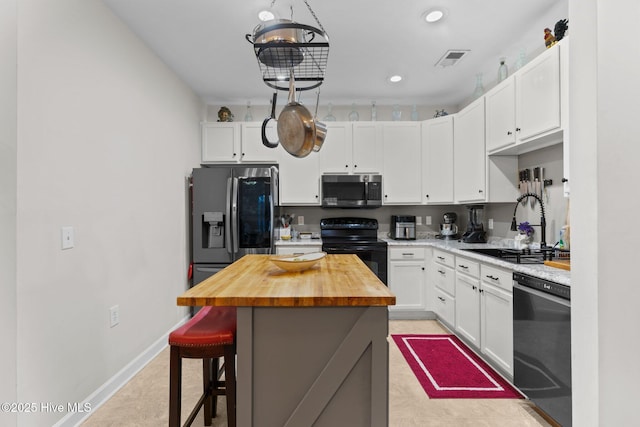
left=384, top=238, right=571, bottom=286
left=275, top=236, right=570, bottom=286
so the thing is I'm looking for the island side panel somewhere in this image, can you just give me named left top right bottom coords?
left=237, top=306, right=389, bottom=427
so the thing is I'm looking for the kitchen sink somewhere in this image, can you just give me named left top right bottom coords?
left=461, top=247, right=550, bottom=264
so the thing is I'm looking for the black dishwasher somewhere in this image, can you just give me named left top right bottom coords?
left=513, top=272, right=571, bottom=426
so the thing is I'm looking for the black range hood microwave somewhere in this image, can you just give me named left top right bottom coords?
left=321, top=174, right=382, bottom=208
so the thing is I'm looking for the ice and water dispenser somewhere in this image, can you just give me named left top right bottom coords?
left=203, top=211, right=224, bottom=248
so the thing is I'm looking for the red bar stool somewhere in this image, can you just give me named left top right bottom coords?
left=168, top=306, right=237, bottom=427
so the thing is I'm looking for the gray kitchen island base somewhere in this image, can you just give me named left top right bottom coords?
left=237, top=306, right=390, bottom=427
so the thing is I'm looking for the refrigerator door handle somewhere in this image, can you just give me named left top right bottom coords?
left=225, top=177, right=233, bottom=254
left=231, top=177, right=239, bottom=254
left=269, top=166, right=279, bottom=253
left=270, top=166, right=279, bottom=207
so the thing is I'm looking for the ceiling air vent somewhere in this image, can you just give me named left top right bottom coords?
left=435, top=50, right=470, bottom=67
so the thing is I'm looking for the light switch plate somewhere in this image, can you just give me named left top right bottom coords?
left=61, top=226, right=74, bottom=249
left=416, top=216, right=422, bottom=225
left=488, top=219, right=494, bottom=230
left=425, top=216, right=432, bottom=225
left=298, top=216, right=304, bottom=225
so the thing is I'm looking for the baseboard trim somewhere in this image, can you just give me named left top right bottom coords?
left=53, top=315, right=190, bottom=427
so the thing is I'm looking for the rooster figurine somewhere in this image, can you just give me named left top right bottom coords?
left=544, top=19, right=569, bottom=48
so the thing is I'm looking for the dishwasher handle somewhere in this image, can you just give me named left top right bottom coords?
left=513, top=282, right=571, bottom=308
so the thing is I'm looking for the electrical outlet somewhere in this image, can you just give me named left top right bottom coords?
left=425, top=216, right=432, bottom=225
left=488, top=218, right=494, bottom=230
left=298, top=216, right=304, bottom=225
left=61, top=226, right=74, bottom=249
left=109, top=305, right=120, bottom=328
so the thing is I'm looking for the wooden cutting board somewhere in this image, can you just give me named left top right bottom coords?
left=544, top=260, right=571, bottom=271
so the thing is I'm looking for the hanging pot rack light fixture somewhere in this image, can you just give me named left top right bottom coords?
left=246, top=0, right=329, bottom=92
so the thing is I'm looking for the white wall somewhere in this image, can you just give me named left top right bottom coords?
left=570, top=0, right=640, bottom=425
left=14, top=0, right=203, bottom=425
left=0, top=0, right=18, bottom=426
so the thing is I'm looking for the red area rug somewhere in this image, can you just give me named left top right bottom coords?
left=392, top=334, right=522, bottom=399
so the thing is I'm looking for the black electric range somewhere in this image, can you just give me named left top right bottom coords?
left=320, top=218, right=388, bottom=285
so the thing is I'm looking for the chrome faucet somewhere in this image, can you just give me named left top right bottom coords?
left=510, top=192, right=547, bottom=249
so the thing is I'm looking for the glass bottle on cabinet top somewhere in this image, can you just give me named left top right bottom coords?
left=472, top=73, right=485, bottom=99
left=244, top=101, right=253, bottom=121
left=497, top=57, right=508, bottom=83
left=514, top=48, right=526, bottom=70
left=411, top=105, right=419, bottom=121
left=323, top=103, right=336, bottom=121
left=392, top=104, right=402, bottom=121
left=348, top=103, right=359, bottom=121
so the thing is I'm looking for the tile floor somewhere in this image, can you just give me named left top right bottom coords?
left=81, top=320, right=551, bottom=426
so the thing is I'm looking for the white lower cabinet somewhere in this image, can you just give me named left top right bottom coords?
left=435, top=249, right=514, bottom=378
left=454, top=257, right=481, bottom=348
left=432, top=249, right=455, bottom=328
left=388, top=247, right=428, bottom=319
left=480, top=264, right=513, bottom=376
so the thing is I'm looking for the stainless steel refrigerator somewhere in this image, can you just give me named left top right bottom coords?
left=191, top=165, right=279, bottom=287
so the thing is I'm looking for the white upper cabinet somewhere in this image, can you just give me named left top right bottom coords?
left=485, top=76, right=516, bottom=152
left=454, top=98, right=486, bottom=203
left=202, top=122, right=240, bottom=162
left=486, top=42, right=564, bottom=156
left=201, top=122, right=278, bottom=163
left=422, top=115, right=454, bottom=204
left=318, top=122, right=352, bottom=173
left=318, top=122, right=381, bottom=174
left=278, top=150, right=321, bottom=206
left=516, top=45, right=561, bottom=142
left=239, top=122, right=280, bottom=163
left=352, top=123, right=383, bottom=174
left=381, top=122, right=422, bottom=204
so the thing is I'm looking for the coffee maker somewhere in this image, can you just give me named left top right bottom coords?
left=462, top=205, right=487, bottom=243
left=438, top=212, right=459, bottom=240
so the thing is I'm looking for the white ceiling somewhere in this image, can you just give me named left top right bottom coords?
left=102, top=0, right=568, bottom=108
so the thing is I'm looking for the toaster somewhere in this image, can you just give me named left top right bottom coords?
left=391, top=215, right=416, bottom=240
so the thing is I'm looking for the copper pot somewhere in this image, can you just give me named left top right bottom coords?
left=277, top=71, right=326, bottom=158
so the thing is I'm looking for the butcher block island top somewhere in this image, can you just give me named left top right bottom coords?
left=178, top=254, right=396, bottom=307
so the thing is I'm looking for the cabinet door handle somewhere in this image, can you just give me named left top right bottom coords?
left=438, top=296, right=446, bottom=302
left=562, top=177, right=569, bottom=183
left=478, top=189, right=483, bottom=193
left=486, top=275, right=499, bottom=281
left=402, top=253, right=414, bottom=256
left=422, top=267, right=425, bottom=271
left=472, top=285, right=477, bottom=290
left=354, top=164, right=358, bottom=168
left=507, top=131, right=513, bottom=135
left=458, top=264, right=468, bottom=269
left=516, top=127, right=521, bottom=132
left=437, top=256, right=445, bottom=261
left=438, top=270, right=445, bottom=275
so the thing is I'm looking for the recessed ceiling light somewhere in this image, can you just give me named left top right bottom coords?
left=258, top=10, right=276, bottom=21
left=424, top=8, right=446, bottom=23
left=389, top=75, right=403, bottom=83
